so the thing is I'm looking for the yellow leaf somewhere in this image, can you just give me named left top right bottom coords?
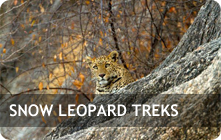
left=42, top=63, right=45, bottom=68
left=75, top=94, right=79, bottom=105
left=31, top=20, right=36, bottom=27
left=161, top=1, right=166, bottom=6
left=83, top=41, right=87, bottom=47
left=11, top=39, right=15, bottom=45
left=85, top=1, right=90, bottom=5
left=89, top=93, right=93, bottom=102
left=41, top=113, right=47, bottom=124
left=32, top=34, right=36, bottom=40
left=73, top=80, right=83, bottom=90
left=65, top=42, right=68, bottom=47
left=14, top=0, right=18, bottom=5
left=21, top=0, right=24, bottom=4
left=34, top=41, right=38, bottom=46
left=20, top=24, right=25, bottom=29
left=53, top=110, right=57, bottom=116
left=58, top=81, right=62, bottom=86
left=58, top=116, right=61, bottom=123
left=3, top=48, right=6, bottom=53
left=50, top=0, right=53, bottom=4
left=53, top=55, right=57, bottom=62
left=47, top=85, right=50, bottom=90
left=71, top=67, right=74, bottom=73
left=193, top=1, right=197, bottom=6
left=79, top=73, right=85, bottom=83
left=169, top=7, right=176, bottom=13
left=68, top=72, right=72, bottom=76
left=0, top=44, right=2, bottom=48
left=59, top=52, right=62, bottom=60
left=100, top=31, right=103, bottom=37
left=39, top=82, right=43, bottom=91
left=190, top=18, right=194, bottom=24
left=39, top=36, right=42, bottom=42
left=132, top=28, right=136, bottom=32
left=99, top=38, right=103, bottom=45
left=49, top=73, right=53, bottom=80
left=71, top=22, right=74, bottom=29
left=154, top=53, right=159, bottom=59
left=29, top=16, right=32, bottom=22
left=39, top=4, right=45, bottom=13
left=104, top=17, right=109, bottom=23
left=16, top=67, right=19, bottom=73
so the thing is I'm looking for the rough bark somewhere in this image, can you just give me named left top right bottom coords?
left=44, top=0, right=221, bottom=139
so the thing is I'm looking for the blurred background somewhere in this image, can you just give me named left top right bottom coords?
left=0, top=0, right=205, bottom=139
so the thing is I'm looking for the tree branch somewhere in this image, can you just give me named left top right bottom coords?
left=108, top=0, right=128, bottom=69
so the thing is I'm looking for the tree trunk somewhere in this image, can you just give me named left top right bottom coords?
left=44, top=0, right=221, bottom=139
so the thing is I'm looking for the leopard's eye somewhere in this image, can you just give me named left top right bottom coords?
left=105, top=63, right=110, bottom=68
left=93, top=65, right=98, bottom=69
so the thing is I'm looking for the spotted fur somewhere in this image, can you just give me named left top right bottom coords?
left=86, top=51, right=134, bottom=94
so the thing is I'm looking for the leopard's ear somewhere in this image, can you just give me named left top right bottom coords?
left=108, top=51, right=119, bottom=62
left=85, top=56, right=93, bottom=66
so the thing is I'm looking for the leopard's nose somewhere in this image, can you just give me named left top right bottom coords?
left=99, top=74, right=106, bottom=78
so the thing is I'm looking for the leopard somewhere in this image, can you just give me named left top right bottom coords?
left=85, top=51, right=134, bottom=94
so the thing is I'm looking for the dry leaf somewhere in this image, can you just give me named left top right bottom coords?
left=79, top=73, right=85, bottom=83
left=11, top=39, right=15, bottom=46
left=31, top=20, right=36, bottom=27
left=3, top=48, right=6, bottom=53
left=53, top=110, right=57, bottom=116
left=41, top=113, right=47, bottom=124
left=49, top=73, right=53, bottom=80
left=39, top=4, right=45, bottom=13
left=0, top=44, right=2, bottom=48
left=16, top=67, right=19, bottom=73
left=32, top=34, right=36, bottom=40
left=39, top=36, right=42, bottom=42
left=99, top=38, right=103, bottom=45
left=59, top=52, right=62, bottom=60
left=71, top=22, right=74, bottom=29
left=100, top=31, right=103, bottom=37
left=75, top=94, right=79, bottom=105
left=104, top=17, right=109, bottom=23
left=20, top=24, right=25, bottom=29
left=132, top=28, right=136, bottom=32
left=85, top=1, right=90, bottom=5
left=42, top=63, right=45, bottom=68
left=169, top=7, right=176, bottom=13
left=71, top=67, right=75, bottom=73
left=58, top=116, right=61, bottom=123
left=73, top=80, right=83, bottom=90
left=39, top=82, right=43, bottom=91
left=53, top=55, right=57, bottom=62
left=14, top=0, right=18, bottom=5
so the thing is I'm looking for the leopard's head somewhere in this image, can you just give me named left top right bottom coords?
left=86, top=51, right=120, bottom=87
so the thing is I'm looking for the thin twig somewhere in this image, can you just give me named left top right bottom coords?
left=0, top=83, right=12, bottom=95
left=0, top=1, right=28, bottom=17
left=0, top=87, right=90, bottom=106
left=6, top=60, right=82, bottom=85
